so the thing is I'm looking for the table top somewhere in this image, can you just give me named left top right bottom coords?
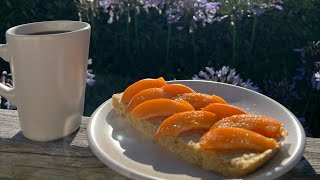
left=0, top=109, right=319, bottom=179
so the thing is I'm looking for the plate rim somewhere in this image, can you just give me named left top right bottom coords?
left=87, top=80, right=306, bottom=180
left=87, top=99, right=159, bottom=180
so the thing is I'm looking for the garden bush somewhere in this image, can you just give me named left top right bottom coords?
left=0, top=0, right=319, bottom=136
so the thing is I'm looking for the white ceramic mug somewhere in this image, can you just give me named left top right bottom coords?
left=0, top=21, right=91, bottom=141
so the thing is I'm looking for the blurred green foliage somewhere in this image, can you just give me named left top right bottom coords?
left=0, top=0, right=320, bottom=136
left=82, top=0, right=320, bottom=83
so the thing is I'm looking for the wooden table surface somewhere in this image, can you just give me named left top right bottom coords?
left=0, top=109, right=319, bottom=180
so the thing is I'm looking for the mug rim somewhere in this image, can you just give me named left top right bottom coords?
left=6, top=20, right=90, bottom=37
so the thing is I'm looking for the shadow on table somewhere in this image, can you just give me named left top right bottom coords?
left=8, top=129, right=78, bottom=144
left=279, top=156, right=319, bottom=179
left=1, top=124, right=93, bottom=156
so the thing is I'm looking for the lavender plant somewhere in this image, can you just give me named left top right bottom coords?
left=97, top=0, right=283, bottom=31
left=95, top=0, right=284, bottom=67
left=193, top=66, right=259, bottom=91
left=294, top=41, right=320, bottom=91
left=288, top=40, right=320, bottom=137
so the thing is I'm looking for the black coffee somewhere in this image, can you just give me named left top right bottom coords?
left=27, top=30, right=70, bottom=35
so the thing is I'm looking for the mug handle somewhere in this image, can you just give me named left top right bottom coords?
left=0, top=44, right=16, bottom=104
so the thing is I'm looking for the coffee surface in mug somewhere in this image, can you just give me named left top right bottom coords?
left=27, top=30, right=70, bottom=35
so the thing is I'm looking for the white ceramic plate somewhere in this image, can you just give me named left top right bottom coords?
left=87, top=80, right=306, bottom=180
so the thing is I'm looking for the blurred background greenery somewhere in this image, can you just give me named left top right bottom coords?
left=0, top=0, right=319, bottom=136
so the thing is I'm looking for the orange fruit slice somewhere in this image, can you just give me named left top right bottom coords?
left=131, top=99, right=195, bottom=120
left=121, top=77, right=167, bottom=104
left=211, top=95, right=228, bottom=104
left=199, top=127, right=279, bottom=153
left=162, top=84, right=195, bottom=97
left=126, top=84, right=195, bottom=112
left=126, top=88, right=166, bottom=112
left=202, top=103, right=246, bottom=119
left=174, top=93, right=226, bottom=110
left=155, top=111, right=220, bottom=139
left=211, top=114, right=284, bottom=138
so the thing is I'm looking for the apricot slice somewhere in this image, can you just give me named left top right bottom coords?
left=126, top=84, right=195, bottom=112
left=202, top=103, right=246, bottom=119
left=121, top=77, right=167, bottom=104
left=131, top=99, right=195, bottom=120
left=174, top=93, right=226, bottom=110
left=162, top=84, right=195, bottom=97
left=126, top=88, right=166, bottom=112
left=200, top=127, right=279, bottom=153
left=211, top=114, right=284, bottom=138
left=212, top=95, right=228, bottom=104
left=155, top=111, right=220, bottom=139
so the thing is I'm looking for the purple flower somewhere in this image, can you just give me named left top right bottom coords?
left=252, top=8, right=265, bottom=16
left=311, top=72, right=320, bottom=90
left=97, top=0, right=284, bottom=31
left=274, top=5, right=283, bottom=11
left=193, top=66, right=260, bottom=92
left=87, top=59, right=96, bottom=86
left=166, top=3, right=182, bottom=24
left=294, top=47, right=306, bottom=58
left=0, top=71, right=17, bottom=110
left=99, top=0, right=113, bottom=12
left=224, top=1, right=283, bottom=20
left=166, top=0, right=221, bottom=28
left=256, top=3, right=268, bottom=9
left=139, top=0, right=165, bottom=8
left=4, top=101, right=17, bottom=110
left=294, top=41, right=320, bottom=90
left=88, top=58, right=93, bottom=65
